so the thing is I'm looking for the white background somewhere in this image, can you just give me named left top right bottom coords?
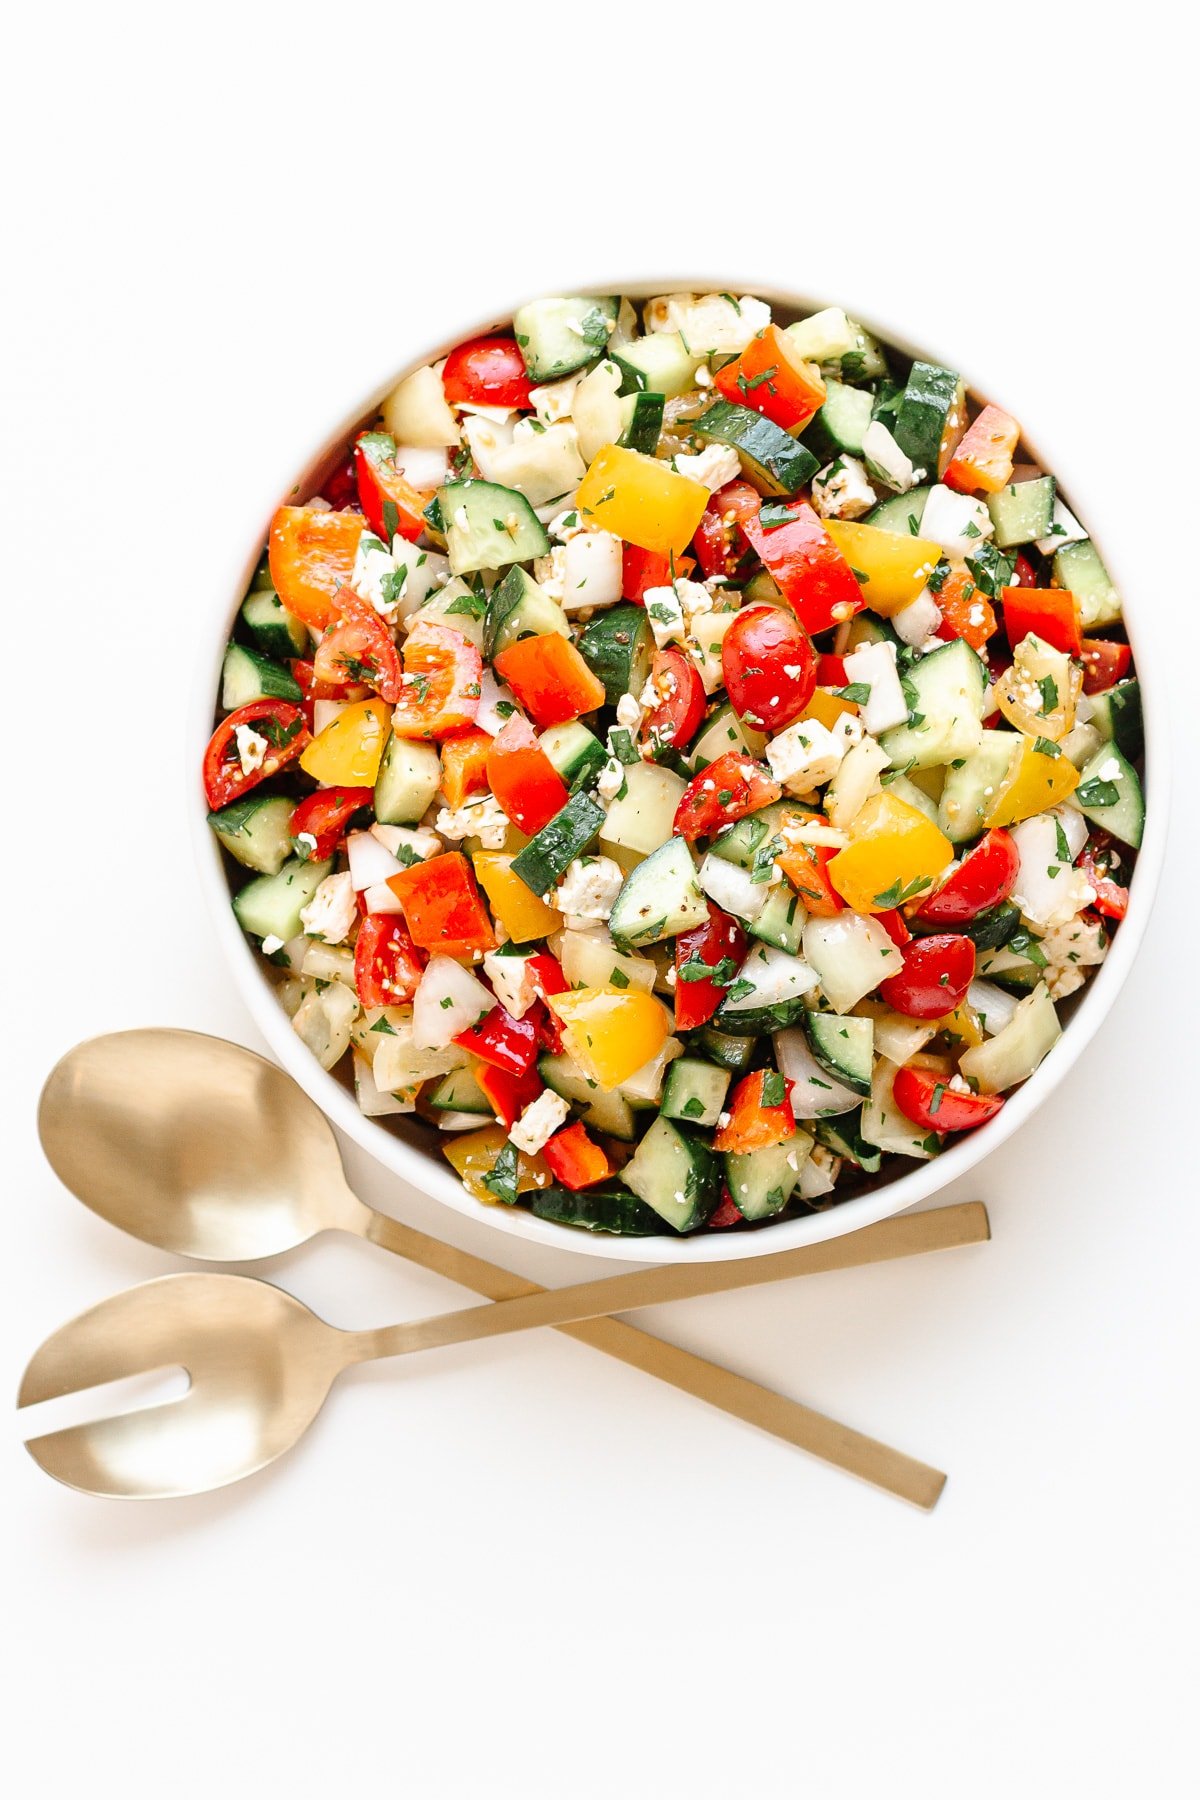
left=2, top=5, right=1197, bottom=1795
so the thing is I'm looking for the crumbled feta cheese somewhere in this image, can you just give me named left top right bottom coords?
left=533, top=545, right=567, bottom=601
left=644, top=292, right=771, bottom=354
left=596, top=758, right=626, bottom=804
left=643, top=583, right=686, bottom=648
left=261, top=935, right=285, bottom=956
left=615, top=693, right=643, bottom=729
left=1034, top=498, right=1088, bottom=559
left=435, top=795, right=509, bottom=849
left=482, top=949, right=538, bottom=1020
left=919, top=485, right=994, bottom=558
left=554, top=856, right=625, bottom=927
left=673, top=443, right=742, bottom=491
left=841, top=638, right=910, bottom=734
left=766, top=718, right=848, bottom=793
left=892, top=589, right=944, bottom=647
left=509, top=1089, right=571, bottom=1155
left=861, top=421, right=915, bottom=493
left=548, top=507, right=584, bottom=541
left=299, top=872, right=357, bottom=945
left=294, top=831, right=318, bottom=857
left=529, top=372, right=585, bottom=425
left=1039, top=912, right=1108, bottom=999
left=1096, top=757, right=1121, bottom=782
left=562, top=529, right=623, bottom=613
left=811, top=455, right=876, bottom=521
left=234, top=724, right=269, bottom=777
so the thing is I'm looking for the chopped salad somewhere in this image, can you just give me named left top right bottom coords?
left=204, top=290, right=1143, bottom=1237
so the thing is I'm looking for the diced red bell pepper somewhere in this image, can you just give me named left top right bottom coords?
left=892, top=1065, right=1004, bottom=1134
left=673, top=751, right=781, bottom=842
left=622, top=543, right=695, bottom=602
left=353, top=915, right=424, bottom=1009
left=934, top=569, right=998, bottom=652
left=386, top=852, right=496, bottom=958
left=916, top=829, right=1019, bottom=925
left=673, top=906, right=749, bottom=1031
left=441, top=336, right=532, bottom=410
left=455, top=1003, right=539, bottom=1076
left=476, top=1061, right=543, bottom=1128
left=202, top=700, right=309, bottom=811
left=492, top=632, right=606, bottom=728
left=713, top=1069, right=795, bottom=1155
left=718, top=483, right=864, bottom=637
left=541, top=1121, right=613, bottom=1191
left=289, top=787, right=373, bottom=861
left=439, top=729, right=492, bottom=809
left=1001, top=586, right=1083, bottom=658
left=707, top=1189, right=744, bottom=1229
left=876, top=908, right=912, bottom=947
left=527, top=952, right=568, bottom=1051
left=354, top=432, right=426, bottom=542
left=320, top=454, right=359, bottom=511
left=485, top=715, right=570, bottom=834
left=816, top=653, right=847, bottom=687
left=1080, top=638, right=1132, bottom=694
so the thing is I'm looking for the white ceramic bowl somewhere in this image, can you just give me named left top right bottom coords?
left=191, top=279, right=1169, bottom=1263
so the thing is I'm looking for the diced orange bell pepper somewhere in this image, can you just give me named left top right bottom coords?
left=713, top=324, right=826, bottom=432
left=713, top=1069, right=795, bottom=1154
left=983, top=740, right=1080, bottom=828
left=387, top=851, right=496, bottom=958
left=493, top=632, right=606, bottom=727
left=944, top=405, right=1020, bottom=495
left=575, top=445, right=709, bottom=558
left=268, top=505, right=366, bottom=629
left=1000, top=586, right=1083, bottom=658
left=774, top=808, right=845, bottom=916
left=485, top=716, right=570, bottom=834
left=541, top=1121, right=613, bottom=1190
left=934, top=568, right=997, bottom=652
left=826, top=791, right=954, bottom=914
left=299, top=698, right=391, bottom=785
left=439, top=729, right=492, bottom=808
left=546, top=986, right=670, bottom=1091
left=823, top=520, right=942, bottom=616
left=472, top=852, right=562, bottom=943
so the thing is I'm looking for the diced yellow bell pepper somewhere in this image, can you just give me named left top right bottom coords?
left=575, top=445, right=709, bottom=557
left=823, top=520, right=942, bottom=616
left=441, top=1124, right=548, bottom=1204
left=933, top=1003, right=985, bottom=1049
left=800, top=688, right=859, bottom=730
left=546, top=986, right=670, bottom=1091
left=826, top=790, right=954, bottom=913
left=983, top=739, right=1080, bottom=828
left=299, top=699, right=391, bottom=785
left=472, top=852, right=562, bottom=942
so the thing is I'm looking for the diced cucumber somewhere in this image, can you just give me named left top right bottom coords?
left=374, top=735, right=441, bottom=825
left=697, top=1024, right=757, bottom=1072
left=483, top=566, right=568, bottom=660
left=813, top=1112, right=882, bottom=1173
left=726, top=1128, right=813, bottom=1222
left=1052, top=539, right=1121, bottom=629
left=221, top=643, right=303, bottom=709
left=618, top=1115, right=720, bottom=1232
left=232, top=857, right=334, bottom=942
left=611, top=332, right=702, bottom=398
left=208, top=794, right=296, bottom=875
left=1073, top=744, right=1145, bottom=849
left=803, top=1011, right=874, bottom=1095
left=1087, top=680, right=1142, bottom=760
left=427, top=1065, right=492, bottom=1114
left=513, top=295, right=619, bottom=383
left=708, top=800, right=793, bottom=871
left=801, top=378, right=874, bottom=460
left=619, top=389, right=664, bottom=454
left=937, top=731, right=1015, bottom=843
left=411, top=581, right=486, bottom=652
left=531, top=1183, right=665, bottom=1236
left=511, top=791, right=606, bottom=897
left=439, top=478, right=549, bottom=575
left=537, top=1051, right=638, bottom=1141
left=661, top=1057, right=731, bottom=1128
left=774, top=1026, right=863, bottom=1118
left=879, top=636, right=988, bottom=771
left=599, top=761, right=688, bottom=868
left=249, top=550, right=275, bottom=592
left=690, top=400, right=819, bottom=496
left=690, top=701, right=766, bottom=769
left=577, top=603, right=655, bottom=707
left=748, top=884, right=806, bottom=954
left=881, top=769, right=939, bottom=823
left=714, top=943, right=820, bottom=1033
left=986, top=475, right=1056, bottom=548
left=241, top=588, right=309, bottom=659
left=608, top=838, right=707, bottom=950
left=865, top=487, right=932, bottom=536
left=893, top=362, right=965, bottom=480
left=540, top=720, right=608, bottom=791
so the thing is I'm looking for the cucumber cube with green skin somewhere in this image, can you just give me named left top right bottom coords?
left=531, top=1184, right=665, bottom=1236
left=611, top=333, right=702, bottom=398
left=1052, top=539, right=1121, bottom=629
left=619, top=1116, right=721, bottom=1232
left=221, top=643, right=304, bottom=710
left=986, top=475, right=1055, bottom=548
left=689, top=400, right=819, bottom=496
left=608, top=839, right=708, bottom=950
left=439, top=479, right=549, bottom=575
left=726, top=1129, right=813, bottom=1221
left=483, top=565, right=569, bottom=659
left=539, top=720, right=609, bottom=792
left=241, top=588, right=309, bottom=658
left=577, top=603, right=655, bottom=706
left=233, top=857, right=334, bottom=943
left=802, top=1011, right=874, bottom=1096
left=208, top=794, right=296, bottom=875
left=513, top=296, right=619, bottom=382
left=375, top=737, right=441, bottom=825
left=619, top=390, right=665, bottom=454
left=893, top=362, right=964, bottom=476
left=801, top=379, right=874, bottom=461
left=1074, top=744, right=1145, bottom=849
left=510, top=791, right=606, bottom=898
left=1087, top=680, right=1142, bottom=761
left=865, top=487, right=933, bottom=536
left=661, top=1058, right=731, bottom=1128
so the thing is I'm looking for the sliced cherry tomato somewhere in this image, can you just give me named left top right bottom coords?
left=387, top=851, right=496, bottom=958
left=202, top=700, right=310, bottom=811
left=673, top=751, right=781, bottom=843
left=320, top=455, right=359, bottom=511
left=354, top=432, right=426, bottom=542
left=879, top=934, right=976, bottom=1019
left=934, top=568, right=998, bottom=652
left=441, top=336, right=532, bottom=410
left=492, top=632, right=606, bottom=728
left=541, top=1121, right=613, bottom=1191
left=707, top=1189, right=744, bottom=1229
left=892, top=1065, right=1004, bottom=1134
left=642, top=649, right=706, bottom=754
left=622, top=544, right=695, bottom=602
left=390, top=620, right=483, bottom=741
left=1080, top=638, right=1132, bottom=694
left=673, top=906, right=749, bottom=1030
left=1001, top=585, right=1083, bottom=658
left=1011, top=553, right=1037, bottom=588
left=1078, top=838, right=1129, bottom=921
left=313, top=585, right=404, bottom=703
left=455, top=1004, right=539, bottom=1076
left=439, top=729, right=492, bottom=809
left=916, top=829, right=1019, bottom=925
left=713, top=1068, right=795, bottom=1155
left=485, top=716, right=569, bottom=834
left=721, top=604, right=817, bottom=733
left=290, top=657, right=370, bottom=709
left=719, top=484, right=864, bottom=637
left=268, top=505, right=366, bottom=630
left=290, top=787, right=373, bottom=860
left=353, top=914, right=424, bottom=1009
left=475, top=1061, right=543, bottom=1129
left=691, top=495, right=752, bottom=582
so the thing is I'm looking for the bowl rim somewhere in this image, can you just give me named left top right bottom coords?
left=188, top=275, right=1170, bottom=1263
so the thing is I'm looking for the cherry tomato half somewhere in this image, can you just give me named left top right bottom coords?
left=642, top=649, right=706, bottom=754
left=313, top=586, right=404, bottom=703
left=879, top=933, right=976, bottom=1019
left=203, top=700, right=310, bottom=811
left=916, top=830, right=1019, bottom=925
left=441, top=336, right=532, bottom=410
left=673, top=905, right=749, bottom=1031
left=1078, top=837, right=1129, bottom=921
left=353, top=433, right=426, bottom=543
left=673, top=752, right=781, bottom=843
left=892, top=1065, right=1004, bottom=1134
left=290, top=787, right=374, bottom=861
left=1080, top=638, right=1132, bottom=695
left=390, top=620, right=483, bottom=741
left=721, top=604, right=817, bottom=733
left=353, top=914, right=424, bottom=1009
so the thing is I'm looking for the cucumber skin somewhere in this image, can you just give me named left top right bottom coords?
left=577, top=603, right=654, bottom=706
left=894, top=362, right=959, bottom=474
left=510, top=792, right=606, bottom=897
left=531, top=1184, right=667, bottom=1236
left=691, top=401, right=819, bottom=496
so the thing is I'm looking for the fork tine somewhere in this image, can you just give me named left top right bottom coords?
left=17, top=1276, right=211, bottom=1408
